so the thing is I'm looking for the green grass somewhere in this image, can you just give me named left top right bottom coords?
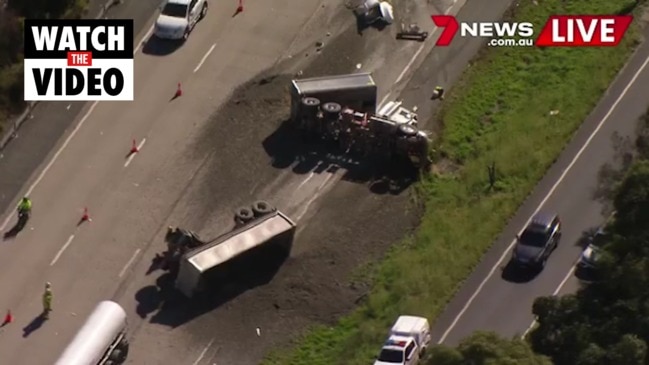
left=263, top=1, right=644, bottom=364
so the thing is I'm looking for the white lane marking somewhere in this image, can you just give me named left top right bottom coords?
left=119, top=248, right=141, bottom=277
left=50, top=235, right=75, bottom=266
left=395, top=38, right=431, bottom=85
left=192, top=338, right=215, bottom=365
left=0, top=101, right=98, bottom=233
left=295, top=173, right=335, bottom=221
left=134, top=25, right=155, bottom=54
left=437, top=54, right=649, bottom=344
left=124, top=138, right=147, bottom=167
left=521, top=264, right=577, bottom=339
left=0, top=22, right=159, bottom=232
left=194, top=43, right=216, bottom=73
left=295, top=172, right=315, bottom=191
left=379, top=4, right=454, bottom=109
left=523, top=266, right=577, bottom=337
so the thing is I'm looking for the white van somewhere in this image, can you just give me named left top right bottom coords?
left=54, top=300, right=129, bottom=365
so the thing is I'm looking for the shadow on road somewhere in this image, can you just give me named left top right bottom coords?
left=22, top=313, right=47, bottom=338
left=3, top=216, right=27, bottom=240
left=501, top=261, right=539, bottom=283
left=134, top=243, right=289, bottom=327
left=262, top=120, right=418, bottom=195
left=141, top=36, right=184, bottom=56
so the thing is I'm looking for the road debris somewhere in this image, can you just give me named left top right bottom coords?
left=397, top=23, right=429, bottom=42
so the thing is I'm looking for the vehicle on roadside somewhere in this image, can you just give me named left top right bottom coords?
left=577, top=227, right=607, bottom=270
left=511, top=213, right=562, bottom=270
left=54, top=301, right=129, bottom=365
left=154, top=0, right=208, bottom=40
left=373, top=315, right=431, bottom=365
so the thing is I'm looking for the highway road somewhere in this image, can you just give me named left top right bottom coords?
left=0, top=0, right=490, bottom=364
left=430, top=26, right=649, bottom=345
left=0, top=0, right=570, bottom=362
left=0, top=0, right=159, bottom=221
left=0, top=0, right=348, bottom=363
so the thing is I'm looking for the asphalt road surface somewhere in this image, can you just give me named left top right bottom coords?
left=0, top=0, right=533, bottom=364
left=0, top=0, right=459, bottom=364
left=0, top=0, right=160, bottom=220
left=431, top=26, right=649, bottom=345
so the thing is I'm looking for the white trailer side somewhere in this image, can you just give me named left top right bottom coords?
left=175, top=210, right=296, bottom=297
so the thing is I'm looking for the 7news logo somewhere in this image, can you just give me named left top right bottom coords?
left=24, top=19, right=134, bottom=101
left=431, top=15, right=633, bottom=47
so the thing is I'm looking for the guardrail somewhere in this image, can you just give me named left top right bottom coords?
left=0, top=0, right=122, bottom=153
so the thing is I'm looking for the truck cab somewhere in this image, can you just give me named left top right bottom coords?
left=373, top=316, right=431, bottom=365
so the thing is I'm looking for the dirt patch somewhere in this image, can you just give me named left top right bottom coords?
left=172, top=15, right=424, bottom=364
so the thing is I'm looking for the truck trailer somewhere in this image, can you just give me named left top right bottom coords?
left=173, top=205, right=296, bottom=298
left=290, top=73, right=378, bottom=121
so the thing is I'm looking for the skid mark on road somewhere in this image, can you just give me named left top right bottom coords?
left=50, top=235, right=75, bottom=266
left=438, top=53, right=649, bottom=344
left=295, top=173, right=336, bottom=221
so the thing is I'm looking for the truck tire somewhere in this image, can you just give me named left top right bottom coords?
left=300, top=97, right=321, bottom=123
left=397, top=124, right=418, bottom=137
left=251, top=201, right=274, bottom=217
left=302, top=97, right=321, bottom=108
left=321, top=102, right=342, bottom=121
left=234, top=207, right=254, bottom=224
left=108, top=349, right=126, bottom=363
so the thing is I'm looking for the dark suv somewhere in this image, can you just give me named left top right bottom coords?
left=512, top=213, right=562, bottom=270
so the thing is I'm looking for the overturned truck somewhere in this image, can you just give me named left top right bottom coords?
left=289, top=73, right=431, bottom=169
left=164, top=201, right=296, bottom=298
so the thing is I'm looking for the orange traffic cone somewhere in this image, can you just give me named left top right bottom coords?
left=2, top=310, right=13, bottom=326
left=78, top=207, right=92, bottom=225
left=130, top=139, right=139, bottom=154
left=175, top=83, right=182, bottom=98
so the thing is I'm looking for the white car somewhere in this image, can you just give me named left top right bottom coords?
left=154, top=0, right=208, bottom=40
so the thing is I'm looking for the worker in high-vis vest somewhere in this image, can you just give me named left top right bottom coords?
left=433, top=86, right=445, bottom=100
left=17, top=197, right=32, bottom=215
left=42, top=282, right=53, bottom=319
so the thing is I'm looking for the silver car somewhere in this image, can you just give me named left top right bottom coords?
left=578, top=227, right=607, bottom=270
left=154, top=0, right=208, bottom=40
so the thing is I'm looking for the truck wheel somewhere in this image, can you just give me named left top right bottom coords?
left=397, top=124, right=418, bottom=137
left=302, top=97, right=320, bottom=107
left=321, top=102, right=342, bottom=120
left=322, top=102, right=342, bottom=113
left=252, top=201, right=274, bottom=217
left=234, top=207, right=254, bottom=224
left=108, top=349, right=125, bottom=362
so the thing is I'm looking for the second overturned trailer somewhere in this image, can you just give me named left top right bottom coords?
left=174, top=205, right=296, bottom=298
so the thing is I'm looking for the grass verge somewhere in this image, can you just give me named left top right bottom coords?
left=262, top=0, right=644, bottom=364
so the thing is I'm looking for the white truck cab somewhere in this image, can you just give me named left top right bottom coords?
left=373, top=316, right=431, bottom=365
